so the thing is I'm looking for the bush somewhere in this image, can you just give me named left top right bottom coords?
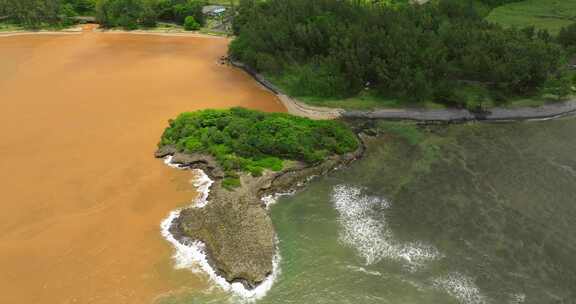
left=541, top=75, right=572, bottom=101
left=246, top=165, right=264, bottom=177
left=139, top=0, right=159, bottom=27
left=96, top=0, right=142, bottom=29
left=222, top=177, right=241, bottom=190
left=184, top=138, right=203, bottom=152
left=254, top=157, right=283, bottom=171
left=117, top=15, right=138, bottom=30
left=60, top=3, right=78, bottom=26
left=284, top=62, right=348, bottom=98
left=558, top=23, right=576, bottom=49
left=183, top=15, right=200, bottom=31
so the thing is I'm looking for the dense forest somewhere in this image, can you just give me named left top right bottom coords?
left=0, top=0, right=212, bottom=29
left=159, top=108, right=359, bottom=187
left=230, top=0, right=576, bottom=108
left=0, top=0, right=84, bottom=27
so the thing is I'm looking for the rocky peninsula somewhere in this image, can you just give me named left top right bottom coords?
left=155, top=108, right=362, bottom=289
left=157, top=143, right=363, bottom=289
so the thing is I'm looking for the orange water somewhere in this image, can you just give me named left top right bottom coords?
left=0, top=31, right=284, bottom=303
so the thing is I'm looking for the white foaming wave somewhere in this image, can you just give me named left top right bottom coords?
left=331, top=185, right=441, bottom=270
left=261, top=191, right=295, bottom=209
left=160, top=159, right=280, bottom=301
left=345, top=265, right=382, bottom=276
left=163, top=156, right=212, bottom=207
left=191, top=169, right=213, bottom=208
left=161, top=211, right=282, bottom=301
left=433, top=273, right=487, bottom=304
left=164, top=155, right=187, bottom=169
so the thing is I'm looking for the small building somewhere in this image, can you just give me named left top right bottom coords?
left=202, top=5, right=227, bottom=17
left=570, top=56, right=576, bottom=70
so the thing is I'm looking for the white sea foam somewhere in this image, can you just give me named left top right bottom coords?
left=433, top=273, right=487, bottom=304
left=261, top=191, right=295, bottom=209
left=331, top=185, right=441, bottom=270
left=190, top=169, right=213, bottom=208
left=161, top=158, right=280, bottom=301
left=163, top=155, right=187, bottom=169
left=345, top=265, right=382, bottom=277
left=161, top=212, right=282, bottom=301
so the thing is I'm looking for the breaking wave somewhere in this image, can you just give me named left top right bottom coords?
left=433, top=273, right=487, bottom=304
left=261, top=191, right=295, bottom=209
left=331, top=185, right=498, bottom=303
left=331, top=185, right=442, bottom=270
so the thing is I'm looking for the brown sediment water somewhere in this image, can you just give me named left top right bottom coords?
left=0, top=29, right=284, bottom=304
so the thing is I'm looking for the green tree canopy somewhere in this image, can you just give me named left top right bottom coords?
left=159, top=108, right=359, bottom=176
left=230, top=0, right=569, bottom=106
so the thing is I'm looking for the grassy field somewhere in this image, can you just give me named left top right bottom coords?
left=486, top=0, right=576, bottom=34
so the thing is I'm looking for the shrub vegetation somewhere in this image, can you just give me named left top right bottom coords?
left=159, top=108, right=359, bottom=180
left=183, top=15, right=200, bottom=30
left=0, top=0, right=92, bottom=29
left=0, top=0, right=209, bottom=30
left=558, top=23, right=576, bottom=52
left=95, top=0, right=206, bottom=29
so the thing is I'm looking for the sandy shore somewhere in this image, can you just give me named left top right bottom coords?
left=0, top=29, right=82, bottom=37
left=95, top=29, right=229, bottom=39
left=0, top=25, right=228, bottom=39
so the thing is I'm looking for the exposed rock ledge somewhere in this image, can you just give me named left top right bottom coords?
left=156, top=143, right=364, bottom=289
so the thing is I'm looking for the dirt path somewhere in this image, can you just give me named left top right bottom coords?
left=343, top=101, right=576, bottom=122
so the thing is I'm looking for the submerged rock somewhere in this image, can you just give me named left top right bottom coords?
left=158, top=143, right=364, bottom=289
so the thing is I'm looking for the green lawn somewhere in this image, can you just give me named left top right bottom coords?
left=486, top=0, right=576, bottom=34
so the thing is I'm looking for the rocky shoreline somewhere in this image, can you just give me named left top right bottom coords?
left=156, top=141, right=365, bottom=290
left=230, top=60, right=576, bottom=122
